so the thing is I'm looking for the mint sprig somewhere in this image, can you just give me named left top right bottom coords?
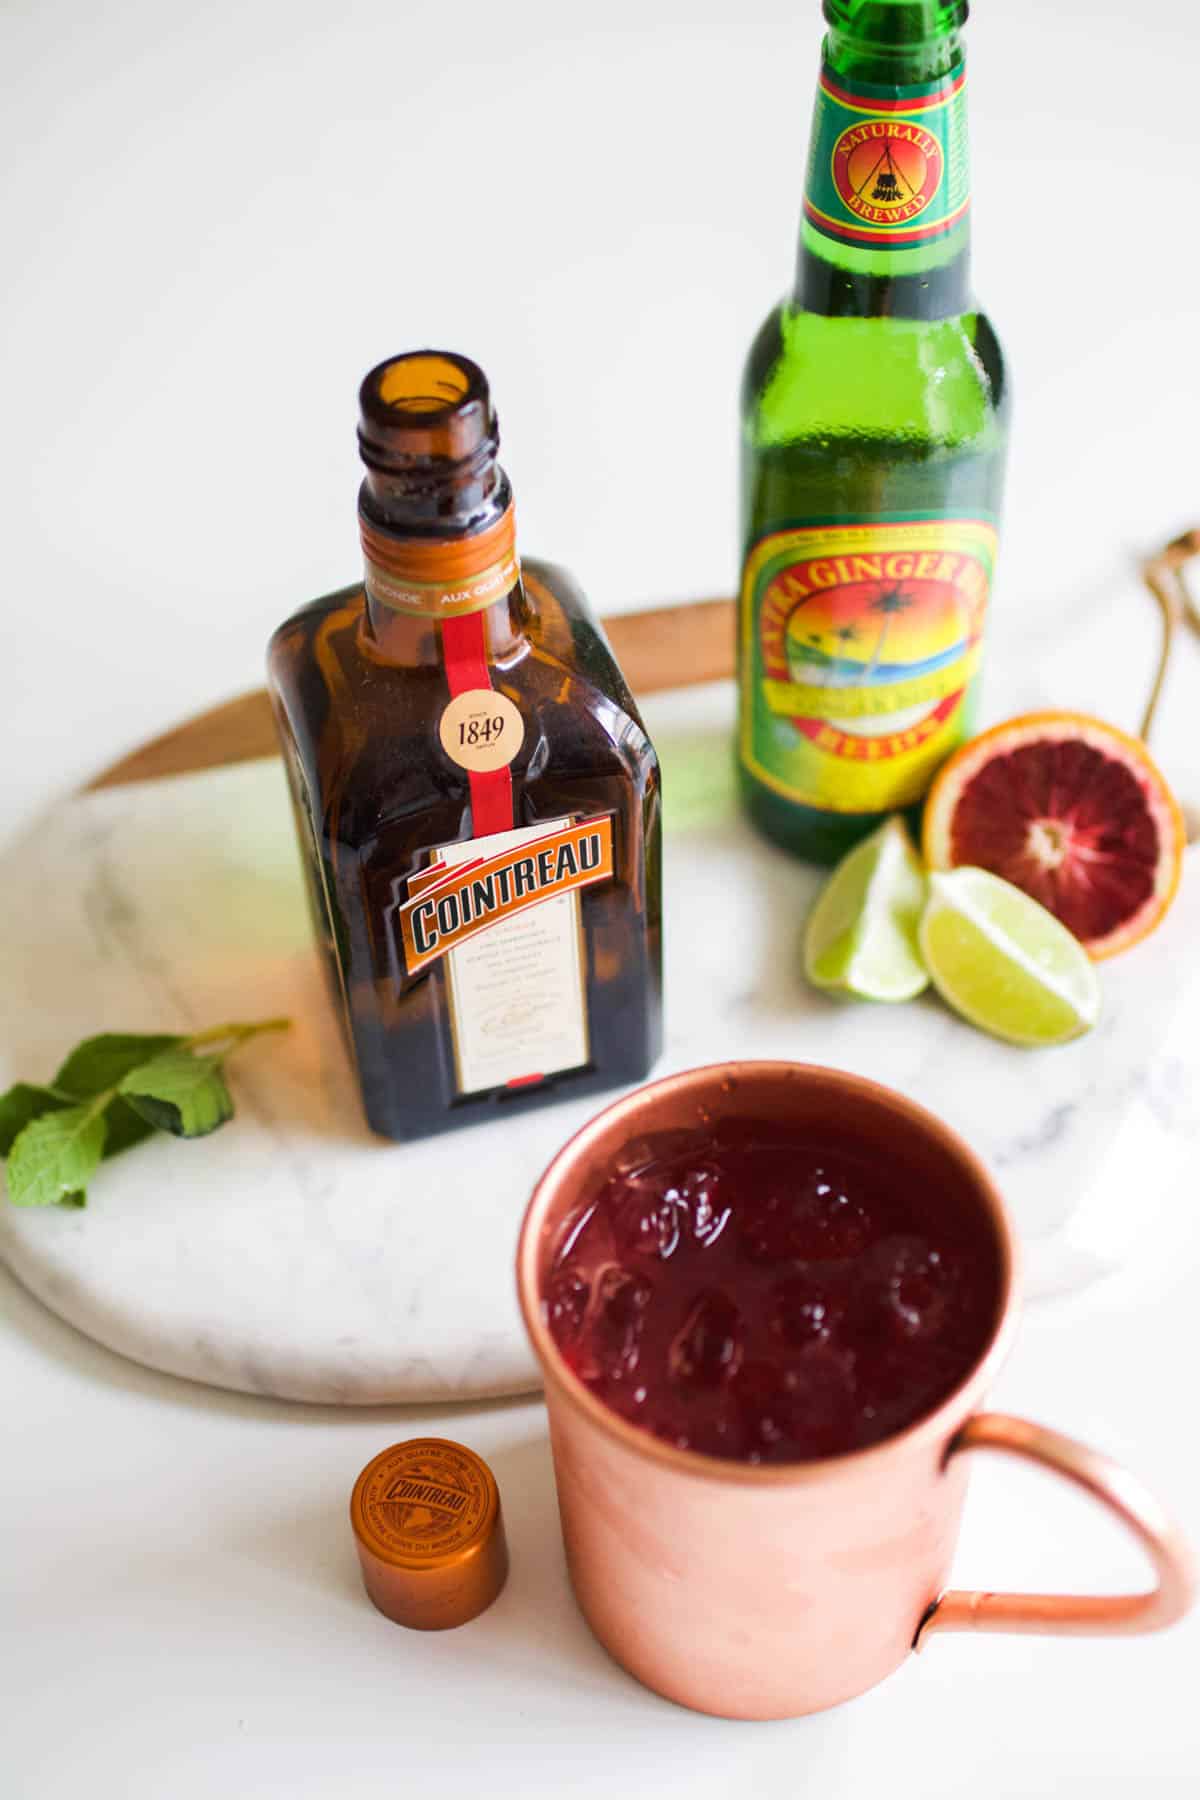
left=53, top=1033, right=182, bottom=1097
left=0, top=1019, right=289, bottom=1209
left=7, top=1106, right=108, bottom=1210
left=119, top=1048, right=234, bottom=1137
left=0, top=1083, right=74, bottom=1155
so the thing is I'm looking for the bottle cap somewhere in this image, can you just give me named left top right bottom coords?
left=350, top=1438, right=508, bottom=1630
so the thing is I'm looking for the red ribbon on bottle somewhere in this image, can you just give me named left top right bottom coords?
left=361, top=501, right=520, bottom=838
left=441, top=612, right=515, bottom=837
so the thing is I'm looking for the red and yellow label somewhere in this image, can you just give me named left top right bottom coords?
left=831, top=116, right=943, bottom=230
left=804, top=66, right=969, bottom=251
left=739, top=519, right=996, bottom=813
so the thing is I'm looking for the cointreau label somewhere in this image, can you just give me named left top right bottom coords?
left=804, top=65, right=969, bottom=250
left=398, top=815, right=613, bottom=975
left=739, top=518, right=996, bottom=813
left=395, top=816, right=614, bottom=1096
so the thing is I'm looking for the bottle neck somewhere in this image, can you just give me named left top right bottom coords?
left=359, top=496, right=532, bottom=673
left=795, top=3, right=971, bottom=320
left=364, top=584, right=528, bottom=668
left=360, top=500, right=529, bottom=670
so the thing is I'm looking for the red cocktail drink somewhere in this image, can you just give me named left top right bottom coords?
left=544, top=1118, right=998, bottom=1463
left=522, top=1067, right=1191, bottom=1718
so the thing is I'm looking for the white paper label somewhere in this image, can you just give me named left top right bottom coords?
left=437, top=819, right=590, bottom=1094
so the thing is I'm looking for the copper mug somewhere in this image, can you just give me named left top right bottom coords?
left=516, top=1062, right=1195, bottom=1720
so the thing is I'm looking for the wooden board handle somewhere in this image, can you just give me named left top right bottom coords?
left=89, top=597, right=736, bottom=790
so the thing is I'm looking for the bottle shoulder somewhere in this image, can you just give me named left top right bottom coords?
left=268, top=563, right=647, bottom=734
left=268, top=582, right=362, bottom=649
left=267, top=560, right=658, bottom=847
left=742, top=296, right=1007, bottom=449
left=520, top=556, right=651, bottom=738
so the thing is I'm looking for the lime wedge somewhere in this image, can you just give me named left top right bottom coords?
left=804, top=817, right=929, bottom=1001
left=919, top=866, right=1101, bottom=1046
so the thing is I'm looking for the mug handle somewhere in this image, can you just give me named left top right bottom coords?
left=914, top=1412, right=1195, bottom=1648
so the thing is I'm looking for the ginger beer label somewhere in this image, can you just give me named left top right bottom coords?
left=739, top=518, right=996, bottom=813
left=804, top=66, right=969, bottom=250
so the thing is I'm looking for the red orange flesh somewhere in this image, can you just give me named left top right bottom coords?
left=922, top=711, right=1185, bottom=960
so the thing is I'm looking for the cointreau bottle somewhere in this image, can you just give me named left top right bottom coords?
left=268, top=351, right=662, bottom=1141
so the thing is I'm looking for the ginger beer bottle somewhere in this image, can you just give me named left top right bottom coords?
left=738, top=0, right=1008, bottom=864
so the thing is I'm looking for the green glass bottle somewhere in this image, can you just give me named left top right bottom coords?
left=738, top=0, right=1009, bottom=865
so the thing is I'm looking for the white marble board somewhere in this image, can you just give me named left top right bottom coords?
left=1, top=676, right=1198, bottom=1405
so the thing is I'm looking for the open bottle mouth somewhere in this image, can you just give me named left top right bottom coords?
left=375, top=352, right=475, bottom=415
left=358, top=349, right=498, bottom=473
left=357, top=349, right=505, bottom=536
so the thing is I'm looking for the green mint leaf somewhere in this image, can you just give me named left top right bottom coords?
left=0, top=1083, right=75, bottom=1156
left=5, top=1105, right=107, bottom=1207
left=53, top=1033, right=183, bottom=1099
left=119, top=1049, right=234, bottom=1138
left=100, top=1096, right=159, bottom=1159
left=3, top=1017, right=287, bottom=1208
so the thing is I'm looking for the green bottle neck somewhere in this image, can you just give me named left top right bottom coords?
left=822, top=0, right=967, bottom=82
left=795, top=1, right=971, bottom=320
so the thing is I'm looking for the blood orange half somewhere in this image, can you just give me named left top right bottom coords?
left=922, top=711, right=1185, bottom=960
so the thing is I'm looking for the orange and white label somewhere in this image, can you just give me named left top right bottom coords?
left=363, top=545, right=521, bottom=619
left=360, top=502, right=521, bottom=620
left=398, top=815, right=614, bottom=977
left=398, top=816, right=613, bottom=1096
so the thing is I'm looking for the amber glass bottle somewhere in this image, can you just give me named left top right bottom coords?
left=268, top=352, right=662, bottom=1141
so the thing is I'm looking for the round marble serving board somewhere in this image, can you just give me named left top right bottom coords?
left=3, top=656, right=1199, bottom=1404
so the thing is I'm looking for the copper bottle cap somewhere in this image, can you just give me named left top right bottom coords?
left=350, top=1438, right=508, bottom=1630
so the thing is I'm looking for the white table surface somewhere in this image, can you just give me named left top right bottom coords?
left=3, top=0, right=1199, bottom=1793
